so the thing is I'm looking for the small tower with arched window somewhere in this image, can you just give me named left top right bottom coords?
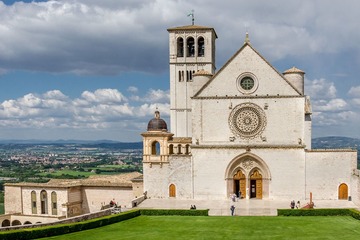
left=141, top=110, right=173, bottom=165
left=168, top=24, right=217, bottom=138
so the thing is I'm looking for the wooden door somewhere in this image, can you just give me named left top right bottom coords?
left=338, top=183, right=348, bottom=200
left=169, top=184, right=176, bottom=197
left=250, top=170, right=262, bottom=199
left=234, top=170, right=246, bottom=198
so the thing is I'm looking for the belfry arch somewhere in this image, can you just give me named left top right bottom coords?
left=225, top=153, right=271, bottom=199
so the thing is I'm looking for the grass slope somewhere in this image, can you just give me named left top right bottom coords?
left=40, top=215, right=360, bottom=240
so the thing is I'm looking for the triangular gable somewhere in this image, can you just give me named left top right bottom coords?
left=194, top=42, right=301, bottom=98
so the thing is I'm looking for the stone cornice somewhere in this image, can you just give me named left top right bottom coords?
left=191, top=144, right=305, bottom=149
left=306, top=149, right=357, bottom=152
left=192, top=95, right=304, bottom=100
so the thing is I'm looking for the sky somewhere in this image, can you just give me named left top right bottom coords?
left=0, top=0, right=359, bottom=141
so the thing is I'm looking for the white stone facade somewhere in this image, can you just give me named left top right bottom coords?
left=3, top=172, right=142, bottom=226
left=142, top=24, right=359, bottom=205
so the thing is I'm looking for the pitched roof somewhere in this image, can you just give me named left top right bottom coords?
left=193, top=42, right=302, bottom=97
left=5, top=172, right=143, bottom=188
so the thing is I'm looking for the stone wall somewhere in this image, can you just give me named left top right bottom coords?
left=0, top=209, right=111, bottom=231
left=81, top=186, right=133, bottom=213
left=305, top=150, right=357, bottom=200
left=4, top=186, right=22, bottom=214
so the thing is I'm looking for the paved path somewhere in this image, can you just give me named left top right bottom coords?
left=138, top=198, right=359, bottom=216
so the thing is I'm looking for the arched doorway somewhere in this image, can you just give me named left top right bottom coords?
left=250, top=170, right=262, bottom=199
left=233, top=170, right=246, bottom=198
left=169, top=184, right=176, bottom=197
left=338, top=183, right=348, bottom=200
left=225, top=153, right=270, bottom=199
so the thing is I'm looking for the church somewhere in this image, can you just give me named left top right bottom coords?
left=141, top=23, right=360, bottom=203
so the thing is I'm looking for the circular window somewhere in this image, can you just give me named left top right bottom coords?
left=240, top=77, right=254, bottom=90
left=237, top=73, right=258, bottom=94
left=228, top=103, right=266, bottom=139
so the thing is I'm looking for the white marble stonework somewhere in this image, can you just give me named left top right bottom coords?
left=142, top=24, right=359, bottom=204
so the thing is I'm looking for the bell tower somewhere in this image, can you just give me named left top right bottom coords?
left=167, top=24, right=217, bottom=137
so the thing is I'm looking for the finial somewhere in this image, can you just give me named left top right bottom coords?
left=155, top=110, right=160, bottom=119
left=244, top=32, right=250, bottom=44
left=187, top=10, right=194, bottom=25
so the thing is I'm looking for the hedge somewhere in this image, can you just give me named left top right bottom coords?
left=140, top=209, right=209, bottom=216
left=277, top=208, right=360, bottom=218
left=0, top=209, right=140, bottom=240
left=0, top=209, right=208, bottom=240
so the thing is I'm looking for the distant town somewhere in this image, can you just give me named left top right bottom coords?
left=0, top=141, right=143, bottom=185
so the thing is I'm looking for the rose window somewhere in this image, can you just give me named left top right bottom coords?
left=229, top=103, right=266, bottom=139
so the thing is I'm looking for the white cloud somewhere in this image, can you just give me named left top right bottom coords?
left=0, top=0, right=359, bottom=75
left=313, top=99, right=348, bottom=112
left=127, top=86, right=138, bottom=93
left=0, top=88, right=169, bottom=137
left=348, top=86, right=360, bottom=97
left=305, top=78, right=337, bottom=100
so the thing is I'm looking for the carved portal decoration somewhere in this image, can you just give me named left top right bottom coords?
left=228, top=103, right=267, bottom=139
left=242, top=159, right=254, bottom=170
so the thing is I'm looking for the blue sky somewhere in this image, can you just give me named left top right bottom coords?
left=0, top=0, right=360, bottom=141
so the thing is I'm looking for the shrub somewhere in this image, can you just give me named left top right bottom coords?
left=277, top=208, right=354, bottom=217
left=0, top=210, right=140, bottom=240
left=140, top=209, right=209, bottom=216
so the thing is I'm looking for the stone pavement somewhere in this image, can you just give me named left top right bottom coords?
left=137, top=198, right=359, bottom=216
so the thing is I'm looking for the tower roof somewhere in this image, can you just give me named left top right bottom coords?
left=147, top=110, right=168, bottom=131
left=167, top=25, right=218, bottom=38
left=283, top=66, right=305, bottom=74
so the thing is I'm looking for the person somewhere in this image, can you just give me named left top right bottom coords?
left=230, top=205, right=235, bottom=216
left=190, top=205, right=194, bottom=209
left=290, top=200, right=295, bottom=209
left=193, top=205, right=196, bottom=210
left=239, top=191, right=242, bottom=199
left=296, top=201, right=300, bottom=209
left=231, top=194, right=236, bottom=202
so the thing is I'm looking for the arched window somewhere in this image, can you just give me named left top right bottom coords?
left=186, top=37, right=195, bottom=57
left=177, top=144, right=182, bottom=154
left=177, top=37, right=184, bottom=57
left=31, top=191, right=37, bottom=214
left=40, top=190, right=48, bottom=214
left=151, top=141, right=160, bottom=155
left=198, top=37, right=205, bottom=57
left=169, top=144, right=174, bottom=155
left=185, top=144, right=190, bottom=154
left=51, top=191, right=57, bottom=215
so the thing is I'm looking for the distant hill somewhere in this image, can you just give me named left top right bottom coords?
left=312, top=136, right=360, bottom=149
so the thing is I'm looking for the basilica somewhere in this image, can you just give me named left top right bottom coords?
left=141, top=23, right=360, bottom=203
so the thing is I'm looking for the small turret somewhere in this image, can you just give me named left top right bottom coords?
left=283, top=67, right=305, bottom=95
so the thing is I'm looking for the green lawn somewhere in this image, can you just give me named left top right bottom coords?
left=39, top=215, right=360, bottom=240
left=37, top=170, right=95, bottom=177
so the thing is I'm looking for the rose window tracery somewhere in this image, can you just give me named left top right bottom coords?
left=229, top=103, right=266, bottom=139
